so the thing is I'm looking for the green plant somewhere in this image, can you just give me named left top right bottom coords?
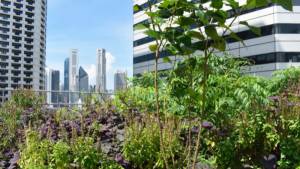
left=19, top=130, right=52, bottom=169
left=50, top=141, right=71, bottom=169
left=134, top=0, right=293, bottom=168
left=72, top=137, right=102, bottom=169
left=122, top=115, right=184, bottom=169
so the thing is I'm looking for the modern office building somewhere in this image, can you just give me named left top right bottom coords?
left=114, top=70, right=127, bottom=91
left=96, top=48, right=106, bottom=92
left=51, top=70, right=59, bottom=104
left=45, top=67, right=51, bottom=104
left=79, top=66, right=89, bottom=92
left=64, top=57, right=69, bottom=91
left=69, top=49, right=78, bottom=92
left=69, top=49, right=78, bottom=103
left=45, top=68, right=59, bottom=105
left=0, top=0, right=47, bottom=101
left=133, top=0, right=300, bottom=77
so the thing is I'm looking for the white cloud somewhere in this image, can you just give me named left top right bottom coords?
left=82, top=64, right=96, bottom=85
left=106, top=52, right=116, bottom=73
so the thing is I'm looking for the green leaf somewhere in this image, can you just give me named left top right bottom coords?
left=145, top=30, right=160, bottom=39
left=186, top=31, right=205, bottom=40
left=205, top=25, right=220, bottom=39
left=134, top=23, right=148, bottom=31
left=177, top=16, right=195, bottom=27
left=225, top=0, right=239, bottom=8
left=211, top=0, right=223, bottom=9
left=158, top=9, right=172, bottom=19
left=163, top=57, right=172, bottom=63
left=246, top=0, right=268, bottom=9
left=133, top=4, right=141, bottom=12
left=228, top=32, right=245, bottom=46
left=196, top=10, right=209, bottom=25
left=272, top=0, right=293, bottom=11
left=212, top=38, right=226, bottom=51
left=240, top=21, right=261, bottom=36
left=149, top=44, right=158, bottom=52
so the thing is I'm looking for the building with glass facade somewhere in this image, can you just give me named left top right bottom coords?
left=114, top=70, right=127, bottom=91
left=79, top=66, right=89, bottom=92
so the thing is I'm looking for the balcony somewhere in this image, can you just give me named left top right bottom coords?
left=25, top=31, right=33, bottom=38
left=11, top=63, right=21, bottom=70
left=12, top=36, right=22, bottom=42
left=25, top=24, right=34, bottom=31
left=26, top=5, right=34, bottom=12
left=13, top=16, right=23, bottom=22
left=12, top=42, right=22, bottom=47
left=0, top=55, right=9, bottom=62
left=26, top=0, right=34, bottom=6
left=13, top=3, right=23, bottom=10
left=12, top=49, right=21, bottom=56
left=12, top=29, right=22, bottom=36
left=0, top=41, right=9, bottom=47
left=0, top=27, right=9, bottom=34
left=25, top=12, right=34, bottom=19
left=0, top=48, right=8, bottom=55
left=25, top=18, right=34, bottom=24
left=0, top=34, right=9, bottom=41
left=13, top=9, right=23, bottom=16
left=1, top=0, right=11, bottom=7
left=11, top=56, right=21, bottom=63
left=0, top=13, right=10, bottom=20
left=0, top=6, right=10, bottom=14
left=13, top=22, right=22, bottom=29
left=0, top=20, right=9, bottom=27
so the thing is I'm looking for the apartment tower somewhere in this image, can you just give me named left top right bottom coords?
left=0, top=0, right=47, bottom=101
left=133, top=0, right=300, bottom=77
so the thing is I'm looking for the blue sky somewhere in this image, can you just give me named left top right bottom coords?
left=46, top=0, right=133, bottom=90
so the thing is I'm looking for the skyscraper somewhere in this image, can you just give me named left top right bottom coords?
left=79, top=66, right=89, bottom=92
left=51, top=70, right=60, bottom=104
left=64, top=58, right=69, bottom=91
left=114, top=71, right=127, bottom=91
left=45, top=67, right=52, bottom=105
left=96, top=48, right=106, bottom=92
left=69, top=49, right=78, bottom=92
left=69, top=49, right=78, bottom=103
left=0, top=0, right=47, bottom=101
left=133, top=0, right=300, bottom=77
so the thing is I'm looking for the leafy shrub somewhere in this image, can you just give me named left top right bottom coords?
left=11, top=89, right=44, bottom=109
left=19, top=130, right=123, bottom=169
left=122, top=116, right=184, bottom=169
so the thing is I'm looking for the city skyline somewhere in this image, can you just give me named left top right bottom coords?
left=46, top=0, right=133, bottom=90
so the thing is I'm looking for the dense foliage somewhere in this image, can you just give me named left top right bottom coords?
left=115, top=55, right=300, bottom=169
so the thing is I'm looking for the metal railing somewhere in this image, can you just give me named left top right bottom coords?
left=0, top=88, right=114, bottom=108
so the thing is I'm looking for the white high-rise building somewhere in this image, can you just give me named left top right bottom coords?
left=69, top=49, right=78, bottom=103
left=133, top=0, right=300, bottom=77
left=69, top=49, right=78, bottom=92
left=96, top=48, right=106, bottom=92
left=0, top=0, right=47, bottom=102
left=45, top=67, right=52, bottom=105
